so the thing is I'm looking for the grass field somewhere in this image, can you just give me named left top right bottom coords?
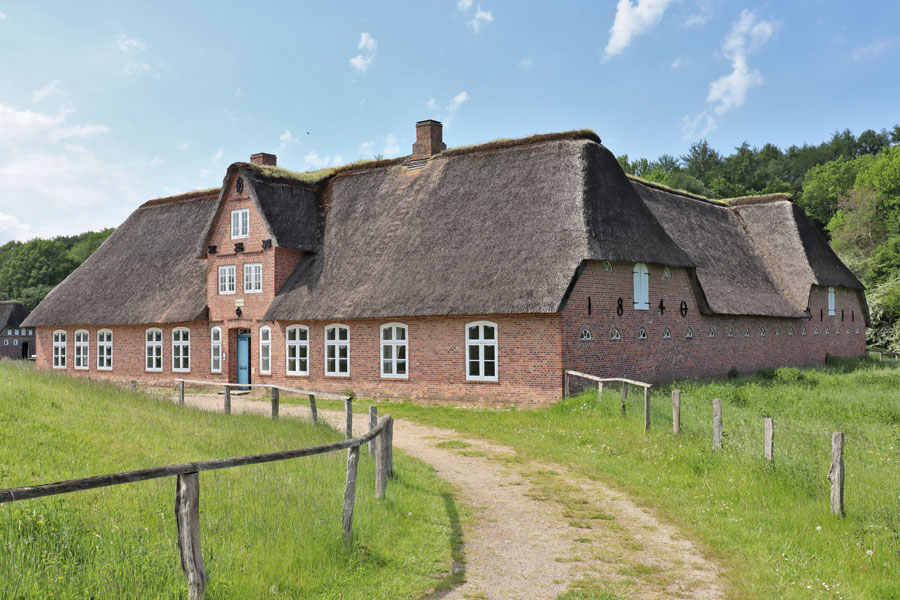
left=325, top=357, right=900, bottom=600
left=0, top=361, right=458, bottom=599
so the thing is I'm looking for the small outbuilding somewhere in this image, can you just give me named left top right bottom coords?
left=0, top=302, right=35, bottom=360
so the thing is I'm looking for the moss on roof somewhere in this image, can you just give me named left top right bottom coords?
left=723, top=193, right=794, bottom=206
left=627, top=175, right=714, bottom=203
left=441, top=129, right=601, bottom=157
left=141, top=188, right=220, bottom=208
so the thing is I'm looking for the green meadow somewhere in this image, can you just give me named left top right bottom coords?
left=0, top=361, right=458, bottom=599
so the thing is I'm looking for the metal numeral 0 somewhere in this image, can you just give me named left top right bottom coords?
left=616, top=298, right=623, bottom=316
left=680, top=301, right=688, bottom=317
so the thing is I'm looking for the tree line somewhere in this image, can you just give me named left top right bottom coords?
left=618, top=124, right=900, bottom=350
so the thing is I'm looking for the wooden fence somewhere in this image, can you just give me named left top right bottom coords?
left=564, top=370, right=654, bottom=431
left=0, top=391, right=394, bottom=599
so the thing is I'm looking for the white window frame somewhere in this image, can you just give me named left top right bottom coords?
left=465, top=321, right=498, bottom=382
left=74, top=329, right=89, bottom=370
left=244, top=263, right=263, bottom=294
left=380, top=323, right=409, bottom=379
left=52, top=330, right=66, bottom=369
left=324, top=324, right=350, bottom=377
left=12, top=340, right=17, bottom=346
left=286, top=325, right=309, bottom=376
left=210, top=326, right=222, bottom=373
left=259, top=326, right=272, bottom=375
left=827, top=287, right=836, bottom=316
left=172, top=327, right=191, bottom=373
left=633, top=263, right=650, bottom=310
left=231, top=208, right=250, bottom=239
left=145, top=328, right=163, bottom=372
left=218, top=265, right=236, bottom=295
left=97, top=329, right=113, bottom=371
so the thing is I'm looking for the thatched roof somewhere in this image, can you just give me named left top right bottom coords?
left=0, top=302, right=29, bottom=330
left=23, top=191, right=219, bottom=327
left=24, top=127, right=866, bottom=327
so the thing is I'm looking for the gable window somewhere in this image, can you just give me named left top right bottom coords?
left=744, top=328, right=750, bottom=337
left=244, top=263, right=263, bottom=293
left=466, top=321, right=497, bottom=381
left=97, top=329, right=113, bottom=370
left=801, top=327, right=807, bottom=336
left=602, top=261, right=613, bottom=272
left=663, top=328, right=671, bottom=339
left=760, top=328, right=766, bottom=337
left=146, top=328, right=163, bottom=372
left=259, top=326, right=272, bottom=374
left=637, top=327, right=647, bottom=339
left=727, top=327, right=734, bottom=338
left=633, top=263, right=650, bottom=310
left=708, top=328, right=715, bottom=337
left=74, top=330, right=89, bottom=370
left=381, top=323, right=408, bottom=379
left=580, top=328, right=593, bottom=341
left=172, top=328, right=190, bottom=372
left=210, top=327, right=222, bottom=373
left=827, top=287, right=836, bottom=316
left=685, top=328, right=693, bottom=339
left=52, top=330, right=66, bottom=369
left=218, top=265, right=236, bottom=295
left=286, top=325, right=309, bottom=375
left=325, top=325, right=350, bottom=376
left=231, top=208, right=250, bottom=239
left=610, top=328, right=621, bottom=340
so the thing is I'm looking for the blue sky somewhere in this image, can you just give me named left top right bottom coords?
left=1, top=1, right=898, bottom=243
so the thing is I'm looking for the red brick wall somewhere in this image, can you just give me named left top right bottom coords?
left=561, top=261, right=867, bottom=382
left=35, top=314, right=563, bottom=404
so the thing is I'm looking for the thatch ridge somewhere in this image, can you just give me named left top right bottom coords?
left=0, top=302, right=29, bottom=330
left=441, top=129, right=600, bottom=158
left=724, top=193, right=794, bottom=206
left=140, top=188, right=220, bottom=208
left=627, top=176, right=715, bottom=203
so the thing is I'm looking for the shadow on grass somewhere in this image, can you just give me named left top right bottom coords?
left=424, top=491, right=466, bottom=598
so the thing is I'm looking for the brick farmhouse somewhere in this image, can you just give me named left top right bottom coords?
left=23, top=122, right=868, bottom=403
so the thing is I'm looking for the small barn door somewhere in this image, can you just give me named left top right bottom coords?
left=237, top=334, right=251, bottom=390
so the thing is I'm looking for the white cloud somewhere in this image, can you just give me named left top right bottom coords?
left=49, top=124, right=110, bottom=142
left=32, top=79, right=64, bottom=103
left=0, top=103, right=69, bottom=140
left=851, top=36, right=900, bottom=62
left=682, top=9, right=777, bottom=139
left=148, top=155, right=165, bottom=166
left=0, top=213, right=31, bottom=240
left=426, top=97, right=437, bottom=111
left=349, top=32, right=377, bottom=73
left=304, top=151, right=343, bottom=170
left=278, top=129, right=299, bottom=150
left=115, top=34, right=145, bottom=55
left=449, top=91, right=470, bottom=111
left=683, top=0, right=711, bottom=27
left=0, top=11, right=7, bottom=20
left=457, top=0, right=473, bottom=11
left=604, top=0, right=672, bottom=60
left=357, top=140, right=375, bottom=158
left=114, top=33, right=165, bottom=77
left=670, top=56, right=688, bottom=69
left=177, top=139, right=191, bottom=151
left=517, top=57, right=533, bottom=68
left=469, top=6, right=494, bottom=33
left=383, top=134, right=401, bottom=158
left=212, top=148, right=224, bottom=162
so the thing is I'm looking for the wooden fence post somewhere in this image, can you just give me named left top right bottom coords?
left=672, top=390, right=681, bottom=435
left=130, top=380, right=137, bottom=392
left=643, top=387, right=651, bottom=432
left=564, top=371, right=569, bottom=399
left=598, top=381, right=603, bottom=400
left=712, top=399, right=722, bottom=451
left=375, top=416, right=391, bottom=499
left=178, top=381, right=185, bottom=406
left=764, top=418, right=774, bottom=464
left=309, top=394, right=318, bottom=424
left=271, top=387, right=279, bottom=419
left=368, top=406, right=378, bottom=457
left=175, top=472, right=207, bottom=600
left=621, top=383, right=628, bottom=416
left=342, top=445, right=360, bottom=544
left=828, top=432, right=844, bottom=517
left=345, top=398, right=353, bottom=439
left=386, top=417, right=394, bottom=477
left=224, top=386, right=231, bottom=415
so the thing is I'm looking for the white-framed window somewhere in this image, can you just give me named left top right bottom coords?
left=145, top=328, right=163, bottom=372
left=172, top=328, right=190, bottom=372
left=466, top=321, right=497, bottom=381
left=727, top=327, right=734, bottom=337
left=637, top=327, right=647, bottom=339
left=775, top=327, right=781, bottom=336
left=789, top=328, right=794, bottom=335
left=97, top=329, right=113, bottom=370
left=744, top=328, right=750, bottom=337
left=602, top=261, right=613, bottom=272
left=685, top=328, right=693, bottom=339
left=662, top=267, right=671, bottom=278
left=380, top=323, right=408, bottom=379
left=210, top=326, right=222, bottom=373
left=663, top=328, right=671, bottom=339
left=827, top=287, right=836, bottom=316
left=708, top=328, right=715, bottom=337
left=244, top=263, right=262, bottom=293
left=218, top=265, right=236, bottom=295
left=580, top=328, right=593, bottom=341
left=231, top=208, right=249, bottom=239
left=814, top=326, right=819, bottom=335
left=12, top=340, right=17, bottom=346
left=610, top=328, right=621, bottom=340
left=801, top=327, right=807, bottom=336
left=52, top=330, right=66, bottom=369
left=760, top=328, right=766, bottom=337
left=325, top=324, right=350, bottom=376
left=3, top=339, right=7, bottom=346
left=14, top=329, right=19, bottom=336
left=286, top=325, right=309, bottom=375
left=259, top=326, right=272, bottom=374
left=74, top=330, right=89, bottom=370
left=633, top=263, right=650, bottom=310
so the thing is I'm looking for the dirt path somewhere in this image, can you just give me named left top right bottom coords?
left=178, top=393, right=725, bottom=599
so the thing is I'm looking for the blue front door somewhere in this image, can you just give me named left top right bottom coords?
left=237, top=334, right=250, bottom=390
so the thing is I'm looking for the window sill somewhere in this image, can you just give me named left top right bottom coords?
left=218, top=291, right=236, bottom=296
left=325, top=373, right=350, bottom=378
left=98, top=367, right=113, bottom=371
left=244, top=290, right=262, bottom=294
left=381, top=375, right=409, bottom=380
left=465, top=378, right=499, bottom=384
left=286, top=373, right=310, bottom=377
left=74, top=366, right=89, bottom=371
left=172, top=369, right=191, bottom=374
left=145, top=369, right=163, bottom=373
left=53, top=365, right=66, bottom=370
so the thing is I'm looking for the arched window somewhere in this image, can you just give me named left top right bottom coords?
left=662, top=267, right=671, bottom=278
left=708, top=328, right=715, bottom=337
left=637, top=327, right=647, bottom=339
left=52, top=330, right=66, bottom=369
left=662, top=328, right=672, bottom=339
left=210, top=327, right=222, bottom=373
left=602, top=261, right=613, bottom=272
left=744, top=328, right=750, bottom=337
left=325, top=324, right=350, bottom=376
left=97, top=329, right=113, bottom=370
left=814, top=326, right=819, bottom=335
left=466, top=321, right=498, bottom=381
left=727, top=327, right=734, bottom=338
left=775, top=327, right=781, bottom=336
left=633, top=263, right=650, bottom=310
left=259, top=326, right=272, bottom=374
left=172, top=328, right=190, bottom=372
left=789, top=328, right=794, bottom=336
left=760, top=328, right=766, bottom=337
left=286, top=325, right=309, bottom=375
left=580, top=328, right=593, bottom=341
left=827, top=287, right=836, bottom=316
left=801, top=327, right=807, bottom=336
left=74, top=330, right=89, bottom=370
left=685, top=328, right=693, bottom=339
left=145, top=328, right=163, bottom=371
left=610, top=328, right=621, bottom=340
left=381, top=323, right=408, bottom=378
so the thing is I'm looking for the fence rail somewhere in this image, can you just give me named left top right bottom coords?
left=0, top=389, right=394, bottom=600
left=565, top=370, right=654, bottom=431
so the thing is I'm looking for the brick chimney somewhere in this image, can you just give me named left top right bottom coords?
left=411, top=120, right=446, bottom=159
left=250, top=152, right=277, bottom=166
